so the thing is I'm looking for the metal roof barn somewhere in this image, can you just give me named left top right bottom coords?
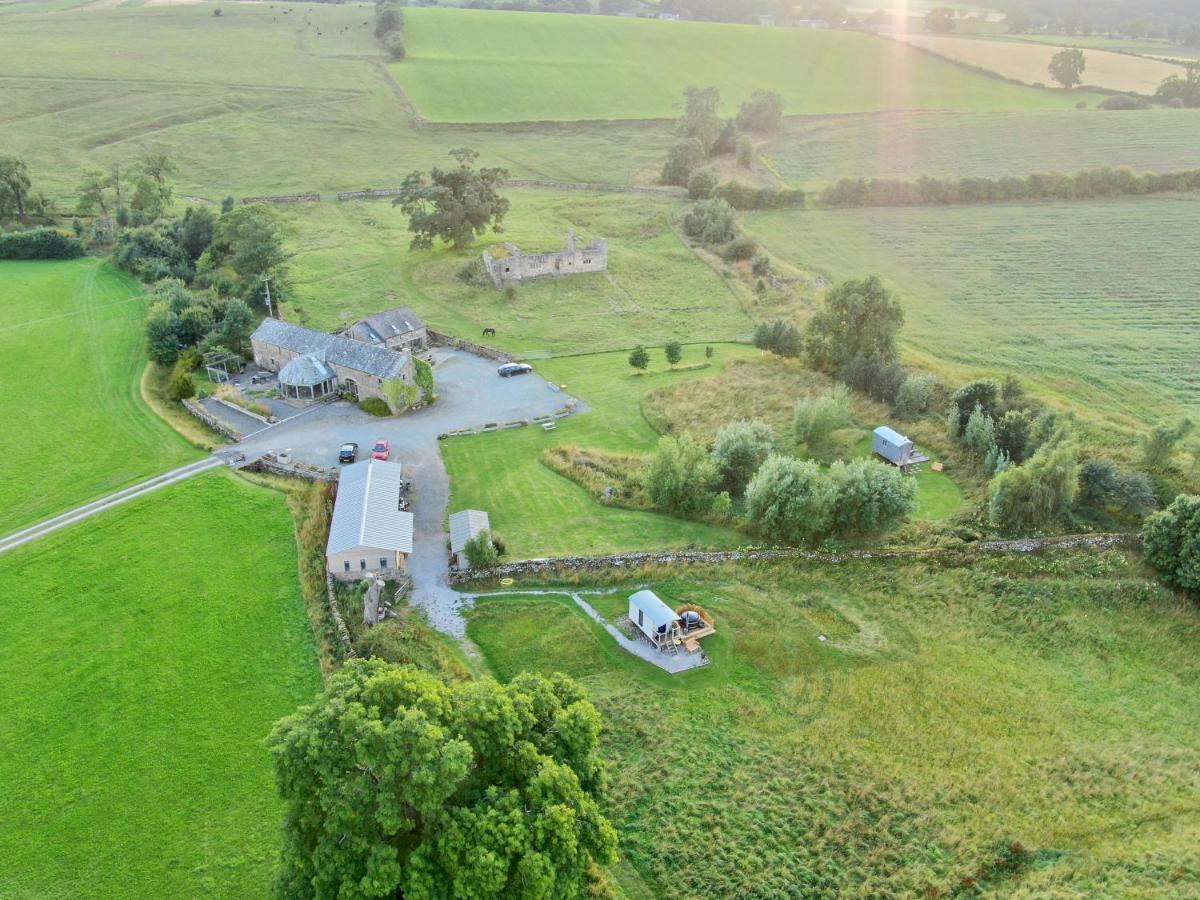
left=327, top=459, right=413, bottom=557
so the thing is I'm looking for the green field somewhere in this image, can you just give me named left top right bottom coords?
left=746, top=196, right=1200, bottom=434
left=0, top=260, right=199, bottom=533
left=0, top=471, right=321, bottom=897
left=1008, top=32, right=1200, bottom=60
left=396, top=8, right=1103, bottom=122
left=443, top=347, right=759, bottom=559
left=283, top=190, right=753, bottom=351
left=467, top=553, right=1200, bottom=897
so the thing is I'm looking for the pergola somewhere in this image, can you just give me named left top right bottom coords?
left=279, top=353, right=336, bottom=400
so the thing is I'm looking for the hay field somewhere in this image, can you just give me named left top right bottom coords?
left=898, top=32, right=1183, bottom=93
left=395, top=7, right=1103, bottom=123
left=746, top=196, right=1200, bottom=434
left=0, top=471, right=321, bottom=897
left=0, top=260, right=199, bottom=534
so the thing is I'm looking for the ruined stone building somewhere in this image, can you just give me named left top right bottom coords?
left=482, top=230, right=607, bottom=288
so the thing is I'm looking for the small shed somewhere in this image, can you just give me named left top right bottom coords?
left=628, top=590, right=682, bottom=649
left=448, top=509, right=490, bottom=571
left=872, top=426, right=929, bottom=468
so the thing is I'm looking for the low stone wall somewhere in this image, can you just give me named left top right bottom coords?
left=505, top=179, right=686, bottom=197
left=240, top=192, right=320, bottom=205
left=249, top=455, right=339, bottom=483
left=427, top=329, right=514, bottom=363
left=336, top=187, right=404, bottom=200
left=447, top=534, right=1139, bottom=586
left=212, top=394, right=275, bottom=425
left=325, top=573, right=356, bottom=659
left=182, top=398, right=243, bottom=441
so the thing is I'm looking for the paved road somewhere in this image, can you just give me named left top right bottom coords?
left=0, top=457, right=224, bottom=555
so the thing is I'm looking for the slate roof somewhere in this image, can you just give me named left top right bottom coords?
left=448, top=509, right=490, bottom=554
left=252, top=318, right=411, bottom=380
left=346, top=307, right=426, bottom=346
left=327, top=460, right=413, bottom=556
left=279, top=353, right=335, bottom=387
left=629, top=590, right=680, bottom=631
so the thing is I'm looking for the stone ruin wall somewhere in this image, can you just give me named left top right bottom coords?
left=482, top=230, right=607, bottom=288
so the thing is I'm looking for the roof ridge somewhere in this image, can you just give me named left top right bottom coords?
left=358, top=462, right=373, bottom=547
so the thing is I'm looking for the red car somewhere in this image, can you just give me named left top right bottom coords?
left=371, top=439, right=390, bottom=461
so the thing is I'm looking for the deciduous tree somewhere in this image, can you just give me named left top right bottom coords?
left=1142, top=494, right=1200, bottom=594
left=394, top=148, right=510, bottom=250
left=0, top=155, right=32, bottom=222
left=745, top=455, right=836, bottom=544
left=803, top=275, right=904, bottom=372
left=644, top=435, right=717, bottom=516
left=711, top=420, right=774, bottom=495
left=664, top=340, right=683, bottom=367
left=628, top=344, right=649, bottom=372
left=1048, top=48, right=1087, bottom=89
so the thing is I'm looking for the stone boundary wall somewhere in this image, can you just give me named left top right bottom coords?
left=337, top=188, right=405, bottom=200
left=212, top=394, right=275, bottom=426
left=505, top=179, right=686, bottom=197
left=182, top=398, right=243, bottom=441
left=427, top=329, right=514, bottom=363
left=325, top=573, right=356, bottom=659
left=240, top=193, right=320, bottom=205
left=447, top=534, right=1139, bottom=586
left=248, top=456, right=339, bottom=483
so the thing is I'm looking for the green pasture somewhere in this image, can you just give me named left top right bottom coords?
left=746, top=195, right=1200, bottom=434
left=397, top=8, right=1102, bottom=122
left=0, top=260, right=199, bottom=534
left=282, top=191, right=753, bottom=351
left=0, top=471, right=321, bottom=898
left=442, top=346, right=758, bottom=559
left=466, top=553, right=1200, bottom=897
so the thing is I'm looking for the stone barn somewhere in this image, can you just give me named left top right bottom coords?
left=482, top=230, right=607, bottom=288
left=344, top=307, right=427, bottom=352
left=251, top=318, right=414, bottom=409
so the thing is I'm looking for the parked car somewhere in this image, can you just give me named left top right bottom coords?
left=338, top=442, right=358, bottom=464
left=371, top=439, right=391, bottom=460
left=498, top=362, right=533, bottom=377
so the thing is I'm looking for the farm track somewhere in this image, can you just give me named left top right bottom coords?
left=0, top=457, right=222, bottom=554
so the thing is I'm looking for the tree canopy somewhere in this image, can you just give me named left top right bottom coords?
left=268, top=659, right=617, bottom=899
left=0, top=155, right=32, bottom=222
left=803, top=275, right=904, bottom=373
left=394, top=148, right=510, bottom=250
left=1048, top=48, right=1087, bottom=89
left=1142, top=494, right=1200, bottom=594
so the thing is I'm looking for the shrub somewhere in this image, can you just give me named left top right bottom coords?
left=1143, top=418, right=1194, bottom=469
left=827, top=458, right=916, bottom=535
left=359, top=396, right=391, bottom=417
left=751, top=254, right=771, bottom=277
left=644, top=435, right=716, bottom=517
left=893, top=373, right=935, bottom=418
left=752, top=319, right=802, bottom=358
left=711, top=420, right=774, bottom=496
left=0, top=227, right=83, bottom=260
left=382, top=30, right=406, bottom=61
left=1078, top=458, right=1156, bottom=516
left=722, top=236, right=756, bottom=262
left=682, top=197, right=737, bottom=244
left=735, top=135, right=754, bottom=168
left=988, top=440, right=1078, bottom=532
left=414, top=358, right=434, bottom=402
left=963, top=404, right=997, bottom=461
left=994, top=409, right=1033, bottom=463
left=166, top=362, right=196, bottom=401
left=661, top=138, right=705, bottom=187
left=735, top=90, right=783, bottom=133
left=1141, top=494, right=1200, bottom=593
left=1098, top=93, right=1151, bottom=110
left=948, top=379, right=1000, bottom=439
left=686, top=168, right=719, bottom=200
left=664, top=341, right=683, bottom=367
left=628, top=344, right=649, bottom=372
left=456, top=257, right=490, bottom=287
left=463, top=529, right=500, bottom=569
left=839, top=354, right=904, bottom=404
left=745, top=455, right=836, bottom=545
left=793, top=385, right=851, bottom=456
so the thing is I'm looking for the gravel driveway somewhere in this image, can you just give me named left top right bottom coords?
left=229, top=348, right=584, bottom=635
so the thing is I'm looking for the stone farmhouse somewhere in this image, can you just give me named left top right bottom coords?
left=250, top=318, right=414, bottom=408
left=343, top=307, right=427, bottom=352
left=326, top=459, right=413, bottom=579
left=482, top=230, right=607, bottom=288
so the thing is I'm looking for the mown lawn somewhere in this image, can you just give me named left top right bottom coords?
left=467, top=552, right=1200, bottom=897
left=0, top=471, right=321, bottom=898
left=746, top=196, right=1200, bottom=434
left=396, top=7, right=1102, bottom=122
left=442, top=346, right=758, bottom=559
left=0, top=260, right=199, bottom=533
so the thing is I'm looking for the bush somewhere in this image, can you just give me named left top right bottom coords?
left=735, top=90, right=783, bottom=134
left=893, top=373, right=935, bottom=418
left=463, top=529, right=500, bottom=569
left=752, top=319, right=801, bottom=358
left=456, top=257, right=490, bottom=287
left=1098, top=93, right=1151, bottom=110
left=382, top=30, right=405, bottom=61
left=711, top=420, right=774, bottom=496
left=359, top=396, right=391, bottom=417
left=948, top=379, right=1000, bottom=439
left=1143, top=418, right=1194, bottom=469
left=644, top=435, right=716, bottom=517
left=793, top=385, right=851, bottom=455
left=714, top=181, right=805, bottom=210
left=1141, top=494, right=1200, bottom=593
left=827, top=458, right=916, bottom=535
left=745, top=455, right=835, bottom=545
left=751, top=254, right=771, bottom=277
left=661, top=138, right=705, bottom=187
left=0, top=227, right=84, bottom=260
left=686, top=168, right=719, bottom=200
left=166, top=361, right=196, bottom=401
left=988, top=440, right=1078, bottom=532
left=414, top=358, right=435, bottom=402
left=839, top=354, right=904, bottom=404
left=682, top=197, right=737, bottom=244
left=722, top=236, right=756, bottom=262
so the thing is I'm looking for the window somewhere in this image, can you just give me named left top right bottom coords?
left=637, top=609, right=644, bottom=628
left=583, top=258, right=591, bottom=264
left=359, top=559, right=367, bottom=571
left=380, top=557, right=389, bottom=570
left=343, top=560, right=350, bottom=573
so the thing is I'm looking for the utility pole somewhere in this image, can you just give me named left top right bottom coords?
left=262, top=276, right=274, bottom=318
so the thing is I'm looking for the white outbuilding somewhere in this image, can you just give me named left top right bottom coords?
left=628, top=590, right=682, bottom=650
left=326, top=459, right=413, bottom=579
left=448, top=509, right=490, bottom=571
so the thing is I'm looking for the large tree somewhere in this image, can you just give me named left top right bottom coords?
left=803, top=275, right=904, bottom=373
left=394, top=148, right=510, bottom=250
left=200, top=204, right=288, bottom=302
left=1142, top=494, right=1200, bottom=594
left=711, top=420, right=775, bottom=496
left=644, top=434, right=717, bottom=516
left=744, top=455, right=837, bottom=545
left=0, top=155, right=32, bottom=223
left=677, top=85, right=722, bottom=154
left=269, top=660, right=617, bottom=899
left=1048, top=48, right=1087, bottom=89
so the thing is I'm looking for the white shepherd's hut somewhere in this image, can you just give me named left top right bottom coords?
left=872, top=426, right=930, bottom=468
left=628, top=590, right=682, bottom=650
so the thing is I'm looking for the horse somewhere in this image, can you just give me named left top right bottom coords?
left=482, top=327, right=496, bottom=338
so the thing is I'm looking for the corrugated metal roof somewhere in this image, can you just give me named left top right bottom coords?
left=448, top=509, right=490, bottom=553
left=327, top=460, right=413, bottom=556
left=252, top=318, right=411, bottom=380
left=873, top=425, right=909, bottom=447
left=348, top=307, right=426, bottom=345
left=279, top=353, right=335, bottom=387
left=629, top=590, right=680, bottom=630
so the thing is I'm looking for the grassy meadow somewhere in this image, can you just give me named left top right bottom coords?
left=467, top=552, right=1200, bottom=897
left=282, top=190, right=754, bottom=351
left=0, top=471, right=321, bottom=898
left=397, top=8, right=1103, bottom=122
left=746, top=196, right=1200, bottom=435
left=0, top=259, right=199, bottom=533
